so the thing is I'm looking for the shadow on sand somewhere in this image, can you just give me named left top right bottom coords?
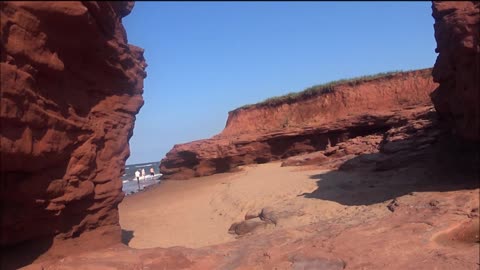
left=121, top=229, right=135, bottom=246
left=303, top=134, right=480, bottom=206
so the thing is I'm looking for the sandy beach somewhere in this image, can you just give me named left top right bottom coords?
left=119, top=161, right=390, bottom=249
left=117, top=118, right=479, bottom=270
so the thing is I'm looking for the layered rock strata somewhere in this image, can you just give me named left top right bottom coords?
left=0, top=0, right=146, bottom=260
left=160, top=69, right=437, bottom=179
left=2, top=1, right=480, bottom=269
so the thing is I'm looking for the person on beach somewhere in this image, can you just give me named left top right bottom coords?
left=135, top=170, right=141, bottom=189
left=141, top=168, right=146, bottom=180
left=150, top=167, right=155, bottom=177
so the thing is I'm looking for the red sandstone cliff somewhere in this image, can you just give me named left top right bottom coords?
left=0, top=1, right=478, bottom=270
left=431, top=1, right=480, bottom=141
left=160, top=69, right=438, bottom=179
left=222, top=70, right=435, bottom=137
left=0, top=0, right=146, bottom=259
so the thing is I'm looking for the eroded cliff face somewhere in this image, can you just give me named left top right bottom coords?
left=1, top=1, right=477, bottom=269
left=223, top=69, right=435, bottom=137
left=0, top=0, right=146, bottom=257
left=160, top=69, right=438, bottom=179
left=431, top=1, right=480, bottom=141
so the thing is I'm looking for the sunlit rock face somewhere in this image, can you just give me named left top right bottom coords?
left=0, top=0, right=146, bottom=254
left=160, top=69, right=438, bottom=179
left=1, top=2, right=479, bottom=270
left=431, top=1, right=480, bottom=141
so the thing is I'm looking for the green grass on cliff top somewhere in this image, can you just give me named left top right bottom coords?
left=233, top=68, right=431, bottom=112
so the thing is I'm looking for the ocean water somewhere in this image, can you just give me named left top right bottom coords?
left=122, top=161, right=162, bottom=195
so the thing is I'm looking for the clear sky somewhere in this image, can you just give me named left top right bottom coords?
left=123, top=1, right=437, bottom=165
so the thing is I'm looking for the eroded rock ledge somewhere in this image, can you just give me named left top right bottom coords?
left=160, top=69, right=438, bottom=179
left=0, top=0, right=146, bottom=264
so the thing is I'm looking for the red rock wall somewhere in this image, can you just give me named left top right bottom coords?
left=431, top=1, right=480, bottom=141
left=223, top=69, right=435, bottom=137
left=160, top=69, right=438, bottom=179
left=0, top=1, right=146, bottom=250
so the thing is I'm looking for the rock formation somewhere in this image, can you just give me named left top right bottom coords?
left=160, top=69, right=438, bottom=179
left=1, top=1, right=479, bottom=269
left=0, top=0, right=146, bottom=265
left=431, top=1, right=480, bottom=141
left=27, top=118, right=480, bottom=269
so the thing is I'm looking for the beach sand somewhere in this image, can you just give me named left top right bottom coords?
left=119, top=161, right=390, bottom=249
left=32, top=155, right=479, bottom=269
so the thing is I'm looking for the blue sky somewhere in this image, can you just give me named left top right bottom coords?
left=123, top=1, right=437, bottom=165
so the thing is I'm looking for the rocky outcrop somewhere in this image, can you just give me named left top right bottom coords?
left=160, top=69, right=437, bottom=179
left=222, top=69, right=435, bottom=137
left=228, top=207, right=279, bottom=236
left=0, top=0, right=146, bottom=261
left=1, top=2, right=477, bottom=269
left=431, top=1, right=480, bottom=141
left=280, top=107, right=444, bottom=170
